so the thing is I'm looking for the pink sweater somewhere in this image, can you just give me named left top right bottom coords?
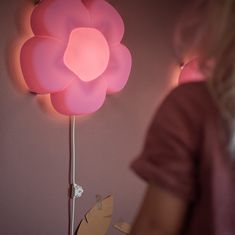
left=132, top=81, right=235, bottom=235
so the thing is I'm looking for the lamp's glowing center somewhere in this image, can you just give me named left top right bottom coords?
left=64, top=27, right=110, bottom=82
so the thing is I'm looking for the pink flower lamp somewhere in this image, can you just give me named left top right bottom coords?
left=20, top=0, right=132, bottom=115
left=19, top=1, right=132, bottom=234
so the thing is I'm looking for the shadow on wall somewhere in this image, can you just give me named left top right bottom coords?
left=6, top=0, right=66, bottom=119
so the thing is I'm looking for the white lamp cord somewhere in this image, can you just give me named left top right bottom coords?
left=32, top=2, right=84, bottom=235
left=70, top=116, right=84, bottom=235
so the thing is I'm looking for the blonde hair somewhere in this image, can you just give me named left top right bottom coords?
left=176, top=0, right=235, bottom=153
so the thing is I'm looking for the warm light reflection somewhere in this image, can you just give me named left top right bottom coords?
left=36, top=94, right=67, bottom=120
left=7, top=2, right=34, bottom=93
left=169, top=63, right=182, bottom=88
left=178, top=58, right=205, bottom=84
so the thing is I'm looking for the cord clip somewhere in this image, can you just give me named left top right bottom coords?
left=71, top=183, right=84, bottom=198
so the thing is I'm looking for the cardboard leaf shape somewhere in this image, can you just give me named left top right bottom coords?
left=113, top=221, right=131, bottom=234
left=77, top=195, right=113, bottom=235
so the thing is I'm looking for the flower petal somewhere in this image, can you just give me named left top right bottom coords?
left=31, top=0, right=91, bottom=41
left=85, top=0, right=124, bottom=45
left=50, top=77, right=107, bottom=115
left=20, top=36, right=76, bottom=94
left=102, top=44, right=132, bottom=93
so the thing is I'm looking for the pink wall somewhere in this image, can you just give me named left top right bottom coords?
left=0, top=0, right=186, bottom=234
